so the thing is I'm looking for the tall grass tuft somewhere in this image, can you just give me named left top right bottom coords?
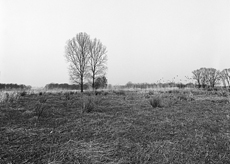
left=82, top=96, right=95, bottom=113
left=149, top=96, right=163, bottom=108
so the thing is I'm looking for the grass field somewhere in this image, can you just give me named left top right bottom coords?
left=0, top=89, right=230, bottom=163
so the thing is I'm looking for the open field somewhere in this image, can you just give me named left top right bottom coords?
left=1, top=89, right=230, bottom=163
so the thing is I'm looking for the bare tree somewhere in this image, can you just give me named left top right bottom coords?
left=192, top=68, right=209, bottom=88
left=221, top=68, right=230, bottom=88
left=88, top=38, right=107, bottom=90
left=206, top=68, right=220, bottom=88
left=192, top=69, right=202, bottom=88
left=220, top=70, right=227, bottom=88
left=65, top=32, right=90, bottom=92
left=200, top=68, right=209, bottom=88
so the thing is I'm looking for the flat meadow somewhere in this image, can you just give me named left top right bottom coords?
left=0, top=88, right=230, bottom=163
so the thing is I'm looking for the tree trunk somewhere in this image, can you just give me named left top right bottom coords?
left=197, top=80, right=201, bottom=88
left=80, top=76, right=84, bottom=92
left=226, top=77, right=230, bottom=88
left=92, top=75, right=95, bottom=91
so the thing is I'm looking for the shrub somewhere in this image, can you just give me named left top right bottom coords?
left=103, top=91, right=109, bottom=96
left=20, top=91, right=27, bottom=96
left=95, top=90, right=109, bottom=96
left=149, top=97, right=163, bottom=108
left=167, top=89, right=180, bottom=94
left=70, top=91, right=75, bottom=95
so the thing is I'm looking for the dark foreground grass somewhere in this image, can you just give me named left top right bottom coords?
left=0, top=91, right=230, bottom=163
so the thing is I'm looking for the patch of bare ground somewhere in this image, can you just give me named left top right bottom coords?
left=0, top=90, right=230, bottom=163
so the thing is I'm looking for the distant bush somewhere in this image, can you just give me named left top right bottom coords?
left=113, top=90, right=126, bottom=96
left=95, top=90, right=103, bottom=95
left=20, top=91, right=27, bottom=97
left=70, top=91, right=75, bottom=95
left=95, top=76, right=108, bottom=89
left=94, top=90, right=109, bottom=96
left=168, top=89, right=181, bottom=94
left=103, top=91, right=109, bottom=96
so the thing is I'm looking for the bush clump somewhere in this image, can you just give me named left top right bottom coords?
left=113, top=90, right=126, bottom=96
left=20, top=91, right=27, bottom=96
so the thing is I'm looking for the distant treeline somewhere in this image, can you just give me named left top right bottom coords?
left=123, top=82, right=195, bottom=89
left=45, top=83, right=89, bottom=90
left=0, top=83, right=31, bottom=90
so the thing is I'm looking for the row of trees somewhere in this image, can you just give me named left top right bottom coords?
left=45, top=76, right=108, bottom=90
left=125, top=82, right=194, bottom=89
left=45, top=83, right=87, bottom=90
left=192, top=68, right=230, bottom=88
left=65, top=32, right=107, bottom=92
left=0, top=83, right=31, bottom=90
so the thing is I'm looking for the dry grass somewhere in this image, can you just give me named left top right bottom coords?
left=0, top=89, right=230, bottom=163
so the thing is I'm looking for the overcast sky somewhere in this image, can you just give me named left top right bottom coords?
left=0, top=0, right=230, bottom=87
